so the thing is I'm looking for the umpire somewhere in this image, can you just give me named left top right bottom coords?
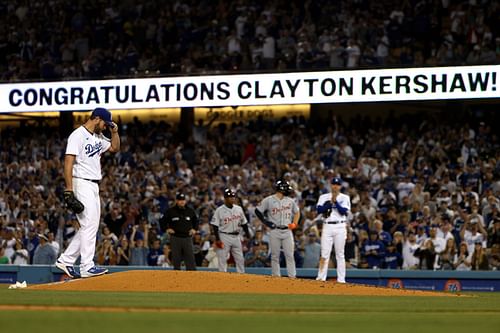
left=160, top=193, right=198, bottom=270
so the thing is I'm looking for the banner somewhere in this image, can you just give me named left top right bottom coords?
left=1, top=65, right=498, bottom=112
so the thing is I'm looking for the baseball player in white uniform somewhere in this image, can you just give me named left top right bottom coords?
left=210, top=188, right=250, bottom=273
left=56, top=107, right=120, bottom=278
left=315, top=177, right=351, bottom=283
left=255, top=180, right=300, bottom=278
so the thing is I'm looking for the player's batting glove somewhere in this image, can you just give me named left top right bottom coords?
left=215, top=240, right=225, bottom=249
left=288, top=223, right=297, bottom=230
left=63, top=190, right=84, bottom=214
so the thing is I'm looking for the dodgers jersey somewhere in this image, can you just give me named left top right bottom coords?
left=317, top=192, right=351, bottom=222
left=210, top=204, right=248, bottom=233
left=66, top=126, right=111, bottom=180
left=256, top=195, right=299, bottom=227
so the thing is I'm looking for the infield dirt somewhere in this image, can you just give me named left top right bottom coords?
left=29, top=270, right=455, bottom=297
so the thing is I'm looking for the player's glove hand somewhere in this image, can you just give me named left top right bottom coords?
left=63, top=190, right=84, bottom=214
left=323, top=201, right=333, bottom=209
left=322, top=208, right=332, bottom=218
left=288, top=223, right=297, bottom=230
left=215, top=240, right=225, bottom=249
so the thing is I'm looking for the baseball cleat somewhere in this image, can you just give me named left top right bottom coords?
left=81, top=266, right=108, bottom=278
left=315, top=277, right=326, bottom=281
left=56, top=261, right=81, bottom=278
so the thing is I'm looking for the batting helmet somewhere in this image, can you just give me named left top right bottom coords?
left=223, top=188, right=236, bottom=198
left=275, top=180, right=293, bottom=195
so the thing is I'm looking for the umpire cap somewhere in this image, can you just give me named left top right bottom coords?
left=223, top=188, right=236, bottom=198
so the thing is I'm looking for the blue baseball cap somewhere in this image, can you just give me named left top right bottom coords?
left=331, top=177, right=342, bottom=185
left=92, top=107, right=113, bottom=127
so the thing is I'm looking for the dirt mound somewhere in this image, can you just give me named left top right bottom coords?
left=29, top=270, right=454, bottom=297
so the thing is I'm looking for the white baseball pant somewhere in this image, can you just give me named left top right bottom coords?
left=58, top=178, right=100, bottom=273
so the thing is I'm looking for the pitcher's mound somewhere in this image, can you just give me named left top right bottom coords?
left=29, top=270, right=454, bottom=297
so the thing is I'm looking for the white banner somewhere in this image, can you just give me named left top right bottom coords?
left=1, top=65, right=498, bottom=112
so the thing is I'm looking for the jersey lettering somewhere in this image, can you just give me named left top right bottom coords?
left=85, top=141, right=103, bottom=157
left=271, top=203, right=292, bottom=216
left=222, top=214, right=242, bottom=225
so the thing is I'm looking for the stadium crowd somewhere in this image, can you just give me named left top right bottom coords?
left=0, top=0, right=499, bottom=81
left=1, top=0, right=500, bottom=272
left=1, top=110, right=500, bottom=271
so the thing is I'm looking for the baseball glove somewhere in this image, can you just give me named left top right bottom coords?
left=64, top=190, right=84, bottom=214
left=215, top=240, right=225, bottom=249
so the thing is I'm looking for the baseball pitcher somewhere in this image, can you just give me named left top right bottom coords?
left=315, top=177, right=351, bottom=283
left=210, top=188, right=250, bottom=273
left=255, top=180, right=300, bottom=278
left=56, top=107, right=120, bottom=278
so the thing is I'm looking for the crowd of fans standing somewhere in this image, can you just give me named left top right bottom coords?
left=0, top=0, right=499, bottom=81
left=1, top=110, right=499, bottom=271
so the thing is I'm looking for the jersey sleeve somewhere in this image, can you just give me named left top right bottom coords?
left=339, top=194, right=351, bottom=211
left=291, top=199, right=299, bottom=215
left=210, top=208, right=220, bottom=227
left=256, top=197, right=269, bottom=214
left=239, top=207, right=248, bottom=225
left=316, top=193, right=330, bottom=207
left=65, top=130, right=81, bottom=156
left=100, top=134, right=112, bottom=152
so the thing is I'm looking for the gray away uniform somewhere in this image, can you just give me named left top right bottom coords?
left=210, top=204, right=248, bottom=273
left=256, top=194, right=299, bottom=277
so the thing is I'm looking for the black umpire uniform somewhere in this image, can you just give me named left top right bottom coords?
left=160, top=193, right=199, bottom=270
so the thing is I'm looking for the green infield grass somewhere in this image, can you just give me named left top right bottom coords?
left=1, top=288, right=499, bottom=333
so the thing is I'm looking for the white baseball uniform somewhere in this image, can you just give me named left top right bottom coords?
left=58, top=126, right=110, bottom=273
left=316, top=191, right=351, bottom=283
left=210, top=203, right=248, bottom=273
left=256, top=194, right=299, bottom=277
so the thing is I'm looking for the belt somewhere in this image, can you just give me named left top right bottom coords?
left=275, top=226, right=289, bottom=230
left=220, top=231, right=239, bottom=235
left=75, top=177, right=100, bottom=184
left=326, top=221, right=345, bottom=225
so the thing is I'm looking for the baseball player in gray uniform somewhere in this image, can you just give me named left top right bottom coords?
left=56, top=107, right=120, bottom=278
left=315, top=177, right=350, bottom=283
left=210, top=188, right=251, bottom=273
left=255, top=180, right=300, bottom=278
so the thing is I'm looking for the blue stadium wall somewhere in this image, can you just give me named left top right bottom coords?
left=1, top=265, right=499, bottom=292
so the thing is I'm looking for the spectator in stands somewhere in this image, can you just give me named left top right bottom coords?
left=96, top=239, right=117, bottom=266
left=32, top=234, right=56, bottom=265
left=361, top=230, right=386, bottom=269
left=116, top=236, right=130, bottom=266
left=437, top=238, right=457, bottom=270
left=488, top=218, right=500, bottom=248
left=383, top=242, right=402, bottom=269
left=461, top=217, right=488, bottom=255
left=157, top=244, right=172, bottom=267
left=0, top=246, right=10, bottom=264
left=129, top=225, right=149, bottom=266
left=415, top=239, right=438, bottom=270
left=303, top=232, right=321, bottom=268
left=454, top=242, right=472, bottom=271
left=402, top=232, right=420, bottom=270
left=147, top=239, right=163, bottom=266
left=11, top=241, right=29, bottom=265
left=471, top=241, right=490, bottom=270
